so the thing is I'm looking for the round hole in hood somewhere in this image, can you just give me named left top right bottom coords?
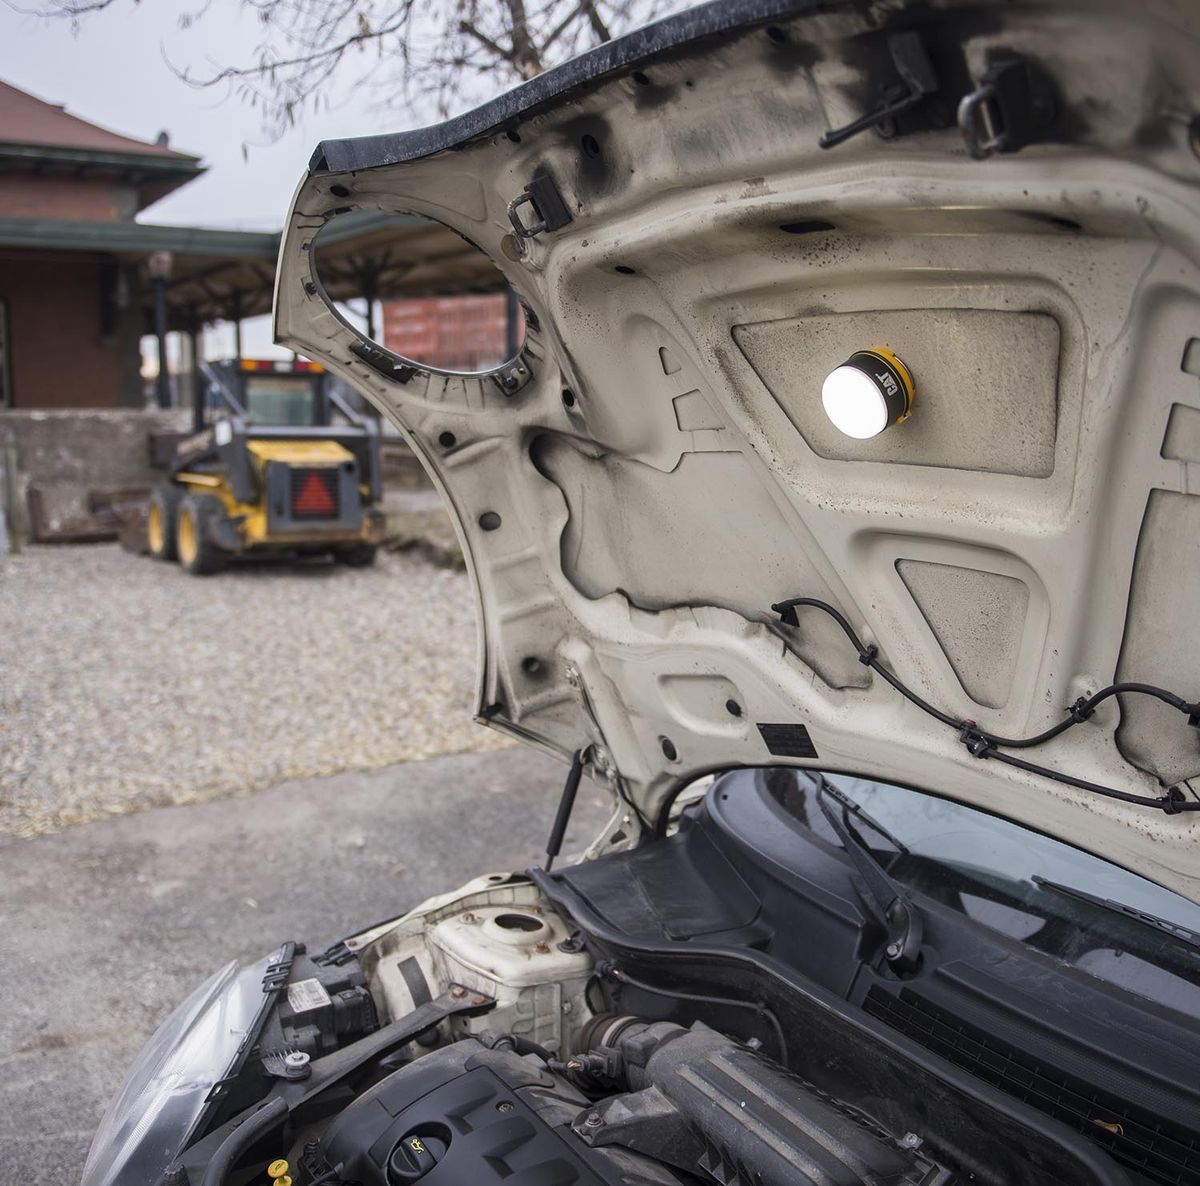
left=312, top=209, right=524, bottom=375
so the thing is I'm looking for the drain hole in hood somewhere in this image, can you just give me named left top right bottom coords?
left=780, top=219, right=835, bottom=234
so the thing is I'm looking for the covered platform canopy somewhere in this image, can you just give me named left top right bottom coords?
left=0, top=210, right=507, bottom=333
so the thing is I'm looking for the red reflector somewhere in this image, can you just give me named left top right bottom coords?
left=292, top=469, right=338, bottom=517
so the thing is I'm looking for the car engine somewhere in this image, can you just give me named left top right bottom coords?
left=159, top=869, right=1132, bottom=1186
left=301, top=1023, right=947, bottom=1186
left=308, top=879, right=950, bottom=1186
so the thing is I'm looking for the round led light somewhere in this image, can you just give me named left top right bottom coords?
left=821, top=348, right=915, bottom=439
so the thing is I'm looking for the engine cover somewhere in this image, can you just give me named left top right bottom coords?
left=315, top=1041, right=686, bottom=1185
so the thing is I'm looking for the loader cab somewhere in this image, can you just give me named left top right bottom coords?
left=205, top=358, right=331, bottom=429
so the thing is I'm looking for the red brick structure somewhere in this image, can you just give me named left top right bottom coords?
left=0, top=80, right=207, bottom=409
left=381, top=293, right=521, bottom=372
left=1, top=253, right=147, bottom=411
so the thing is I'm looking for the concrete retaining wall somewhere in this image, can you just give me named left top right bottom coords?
left=0, top=408, right=188, bottom=542
left=0, top=409, right=434, bottom=550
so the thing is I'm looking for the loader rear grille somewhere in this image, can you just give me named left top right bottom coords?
left=289, top=467, right=340, bottom=519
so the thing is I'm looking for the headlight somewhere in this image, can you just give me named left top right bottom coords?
left=80, top=950, right=280, bottom=1186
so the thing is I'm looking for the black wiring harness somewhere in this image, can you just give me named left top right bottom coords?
left=771, top=597, right=1200, bottom=815
left=596, top=960, right=789, bottom=1065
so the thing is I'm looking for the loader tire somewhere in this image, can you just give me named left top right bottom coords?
left=176, top=494, right=227, bottom=576
left=147, top=484, right=184, bottom=561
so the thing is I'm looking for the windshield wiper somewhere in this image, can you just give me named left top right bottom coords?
left=1032, top=876, right=1200, bottom=957
left=815, top=780, right=923, bottom=974
left=807, top=774, right=910, bottom=863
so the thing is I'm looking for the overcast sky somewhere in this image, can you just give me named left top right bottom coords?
left=0, top=0, right=424, bottom=229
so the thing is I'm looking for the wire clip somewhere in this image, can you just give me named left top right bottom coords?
left=1068, top=696, right=1096, bottom=724
left=1162, top=788, right=1187, bottom=815
left=958, top=721, right=993, bottom=758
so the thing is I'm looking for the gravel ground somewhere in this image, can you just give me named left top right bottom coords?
left=0, top=543, right=510, bottom=837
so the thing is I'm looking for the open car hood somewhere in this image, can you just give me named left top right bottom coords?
left=276, top=0, right=1200, bottom=899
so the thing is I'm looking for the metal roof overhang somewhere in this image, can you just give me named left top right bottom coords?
left=307, top=210, right=510, bottom=306
left=0, top=142, right=206, bottom=210
left=0, top=143, right=203, bottom=175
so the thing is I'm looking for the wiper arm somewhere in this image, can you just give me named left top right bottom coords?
left=1032, top=875, right=1200, bottom=957
left=816, top=781, right=923, bottom=974
left=806, top=774, right=910, bottom=862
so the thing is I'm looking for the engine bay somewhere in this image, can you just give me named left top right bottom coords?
left=301, top=1022, right=951, bottom=1186
left=157, top=772, right=1200, bottom=1186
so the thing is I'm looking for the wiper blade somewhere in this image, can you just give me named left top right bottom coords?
left=806, top=774, right=910, bottom=859
left=1032, top=876, right=1200, bottom=957
left=816, top=781, right=923, bottom=973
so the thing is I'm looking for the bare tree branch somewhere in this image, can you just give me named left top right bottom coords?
left=33, top=0, right=679, bottom=135
left=581, top=0, right=612, bottom=42
left=457, top=19, right=510, bottom=64
left=541, top=1, right=592, bottom=57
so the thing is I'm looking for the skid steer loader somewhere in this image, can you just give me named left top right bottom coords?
left=147, top=359, right=385, bottom=574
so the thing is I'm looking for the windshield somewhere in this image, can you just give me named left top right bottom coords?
left=773, top=772, right=1200, bottom=1017
left=243, top=374, right=318, bottom=425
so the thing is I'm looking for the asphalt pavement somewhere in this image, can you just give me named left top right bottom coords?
left=0, top=747, right=611, bottom=1185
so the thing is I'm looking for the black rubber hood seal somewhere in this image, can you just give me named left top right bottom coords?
left=309, top=0, right=830, bottom=174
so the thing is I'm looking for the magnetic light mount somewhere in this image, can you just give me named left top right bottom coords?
left=821, top=348, right=915, bottom=439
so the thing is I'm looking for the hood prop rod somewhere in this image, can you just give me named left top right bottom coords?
left=772, top=596, right=1200, bottom=815
left=545, top=749, right=586, bottom=871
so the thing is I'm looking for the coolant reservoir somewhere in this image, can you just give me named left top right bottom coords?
left=349, top=876, right=593, bottom=1055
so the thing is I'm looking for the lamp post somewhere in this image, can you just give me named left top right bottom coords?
left=147, top=250, right=174, bottom=409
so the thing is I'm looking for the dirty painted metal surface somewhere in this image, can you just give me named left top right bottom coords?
left=275, top=0, right=1200, bottom=899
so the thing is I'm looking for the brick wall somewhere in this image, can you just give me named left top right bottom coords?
left=0, top=251, right=143, bottom=409
left=380, top=294, right=520, bottom=371
left=0, top=175, right=138, bottom=221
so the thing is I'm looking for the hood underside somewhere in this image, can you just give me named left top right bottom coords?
left=275, top=0, right=1200, bottom=900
